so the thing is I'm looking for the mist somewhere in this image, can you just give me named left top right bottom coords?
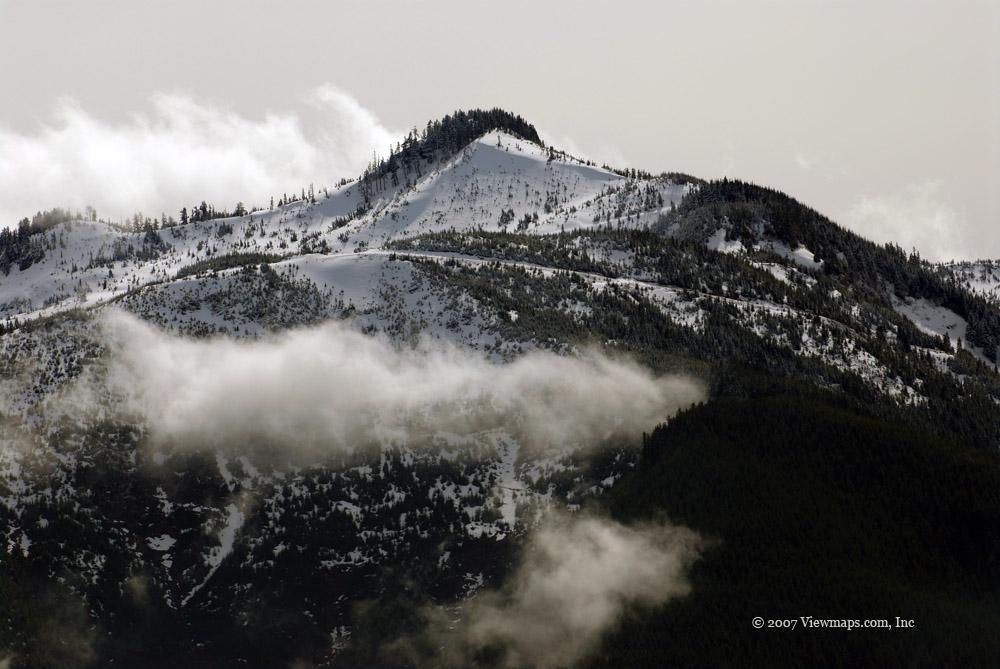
left=843, top=180, right=976, bottom=263
left=399, top=514, right=704, bottom=668
left=0, top=84, right=399, bottom=227
left=97, top=311, right=704, bottom=455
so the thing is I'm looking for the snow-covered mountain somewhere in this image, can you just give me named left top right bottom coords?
left=0, top=129, right=687, bottom=326
left=2, top=109, right=999, bottom=668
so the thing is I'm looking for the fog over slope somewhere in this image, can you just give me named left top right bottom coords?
left=401, top=514, right=703, bottom=668
left=92, top=310, right=704, bottom=455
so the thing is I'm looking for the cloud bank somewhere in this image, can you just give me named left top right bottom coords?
left=99, top=311, right=703, bottom=455
left=400, top=514, right=703, bottom=668
left=0, top=84, right=399, bottom=227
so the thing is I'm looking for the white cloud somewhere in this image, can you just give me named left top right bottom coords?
left=794, top=153, right=815, bottom=172
left=95, top=311, right=704, bottom=456
left=539, top=130, right=631, bottom=169
left=843, top=181, right=974, bottom=262
left=720, top=152, right=737, bottom=177
left=0, top=85, right=400, bottom=227
left=398, top=514, right=703, bottom=668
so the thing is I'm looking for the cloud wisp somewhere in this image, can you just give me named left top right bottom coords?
left=97, top=311, right=704, bottom=456
left=395, top=513, right=704, bottom=668
left=843, top=181, right=974, bottom=262
left=0, top=84, right=400, bottom=228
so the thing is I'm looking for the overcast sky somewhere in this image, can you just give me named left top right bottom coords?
left=1, top=0, right=996, bottom=261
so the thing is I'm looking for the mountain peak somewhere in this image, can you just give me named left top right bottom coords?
left=418, top=108, right=543, bottom=148
left=360, top=108, right=542, bottom=186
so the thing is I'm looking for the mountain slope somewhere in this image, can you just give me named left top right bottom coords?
left=2, top=109, right=999, bottom=668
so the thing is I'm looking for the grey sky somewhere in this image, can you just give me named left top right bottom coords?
left=1, top=0, right=997, bottom=260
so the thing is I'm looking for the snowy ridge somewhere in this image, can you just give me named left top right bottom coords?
left=0, top=130, right=688, bottom=326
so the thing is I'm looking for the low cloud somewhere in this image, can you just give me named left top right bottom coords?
left=98, top=311, right=703, bottom=456
left=399, top=514, right=703, bottom=668
left=539, top=130, right=631, bottom=169
left=843, top=181, right=975, bottom=262
left=0, top=84, right=400, bottom=227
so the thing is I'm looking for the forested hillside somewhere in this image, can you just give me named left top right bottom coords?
left=1, top=110, right=998, bottom=668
